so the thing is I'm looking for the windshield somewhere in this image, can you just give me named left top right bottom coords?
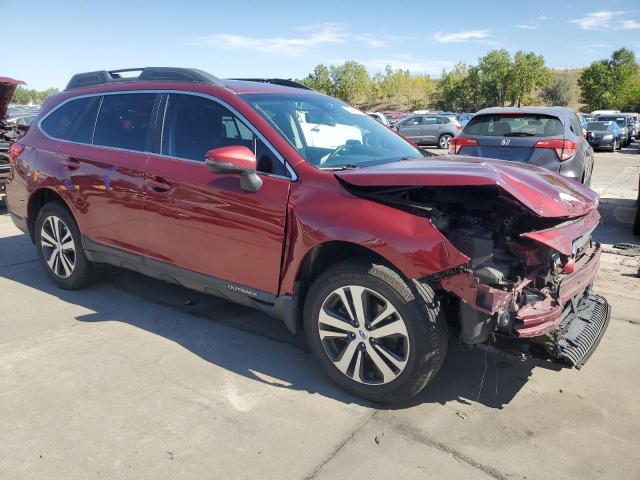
left=240, top=93, right=422, bottom=169
left=464, top=114, right=564, bottom=137
left=598, top=116, right=626, bottom=127
left=587, top=122, right=612, bottom=131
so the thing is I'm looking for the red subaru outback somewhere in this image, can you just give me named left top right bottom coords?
left=6, top=68, right=610, bottom=403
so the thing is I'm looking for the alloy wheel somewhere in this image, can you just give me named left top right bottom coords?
left=439, top=135, right=452, bottom=149
left=317, top=285, right=410, bottom=385
left=40, top=215, right=76, bottom=278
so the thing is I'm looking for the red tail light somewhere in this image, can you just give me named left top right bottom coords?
left=8, top=143, right=25, bottom=164
left=449, top=136, right=478, bottom=154
left=533, top=139, right=577, bottom=161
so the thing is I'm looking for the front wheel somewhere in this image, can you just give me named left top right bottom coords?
left=303, top=259, right=447, bottom=404
left=438, top=134, right=453, bottom=149
left=34, top=202, right=97, bottom=289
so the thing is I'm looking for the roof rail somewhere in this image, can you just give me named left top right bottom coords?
left=230, top=78, right=312, bottom=90
left=65, top=67, right=225, bottom=91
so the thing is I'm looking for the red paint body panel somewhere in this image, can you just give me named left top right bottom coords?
left=143, top=153, right=290, bottom=294
left=335, top=156, right=598, bottom=218
left=278, top=176, right=470, bottom=295
left=206, top=145, right=257, bottom=171
left=521, top=208, right=600, bottom=256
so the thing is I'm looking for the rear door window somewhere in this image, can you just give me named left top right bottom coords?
left=40, top=96, right=101, bottom=143
left=464, top=114, right=564, bottom=137
left=93, top=93, right=156, bottom=152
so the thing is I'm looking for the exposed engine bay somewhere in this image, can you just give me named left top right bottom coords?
left=345, top=182, right=608, bottom=368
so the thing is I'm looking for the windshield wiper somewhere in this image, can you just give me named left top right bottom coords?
left=504, top=132, right=535, bottom=137
left=321, top=163, right=359, bottom=171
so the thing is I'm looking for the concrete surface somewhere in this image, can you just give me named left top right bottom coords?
left=0, top=148, right=639, bottom=480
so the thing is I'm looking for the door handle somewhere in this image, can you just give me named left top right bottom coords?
left=62, top=157, right=81, bottom=170
left=146, top=177, right=172, bottom=193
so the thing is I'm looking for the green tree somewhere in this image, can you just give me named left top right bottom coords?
left=9, top=86, right=59, bottom=105
left=329, top=61, right=370, bottom=105
left=477, top=49, right=512, bottom=107
left=300, top=64, right=334, bottom=96
left=579, top=48, right=639, bottom=111
left=579, top=60, right=615, bottom=110
left=541, top=70, right=577, bottom=106
left=508, top=51, right=550, bottom=107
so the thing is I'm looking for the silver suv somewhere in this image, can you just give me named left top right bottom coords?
left=394, top=114, right=462, bottom=149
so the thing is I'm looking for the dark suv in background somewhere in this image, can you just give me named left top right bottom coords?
left=6, top=68, right=609, bottom=403
left=449, top=107, right=594, bottom=185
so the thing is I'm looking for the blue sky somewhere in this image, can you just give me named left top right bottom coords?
left=3, top=0, right=639, bottom=90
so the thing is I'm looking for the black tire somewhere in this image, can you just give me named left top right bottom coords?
left=303, top=259, right=447, bottom=404
left=34, top=202, right=97, bottom=289
left=438, top=134, right=452, bottom=150
left=634, top=203, right=640, bottom=236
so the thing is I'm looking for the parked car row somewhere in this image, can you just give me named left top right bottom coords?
left=3, top=67, right=611, bottom=403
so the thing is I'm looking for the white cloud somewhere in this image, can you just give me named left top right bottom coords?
left=433, top=30, right=492, bottom=43
left=620, top=19, right=640, bottom=30
left=515, top=24, right=537, bottom=30
left=364, top=55, right=455, bottom=75
left=570, top=11, right=624, bottom=30
left=194, top=24, right=354, bottom=56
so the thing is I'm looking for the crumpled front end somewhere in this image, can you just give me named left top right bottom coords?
left=435, top=206, right=609, bottom=368
left=340, top=176, right=610, bottom=369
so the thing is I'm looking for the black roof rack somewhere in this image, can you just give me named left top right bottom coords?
left=65, top=67, right=225, bottom=91
left=229, top=78, right=312, bottom=90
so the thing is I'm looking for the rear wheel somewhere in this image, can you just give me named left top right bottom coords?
left=438, top=134, right=453, bottom=149
left=34, top=202, right=97, bottom=289
left=304, top=259, right=447, bottom=404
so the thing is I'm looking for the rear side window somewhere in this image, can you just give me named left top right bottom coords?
left=162, top=94, right=287, bottom=176
left=93, top=93, right=156, bottom=152
left=40, top=97, right=100, bottom=143
left=464, top=114, right=564, bottom=137
left=403, top=117, right=423, bottom=126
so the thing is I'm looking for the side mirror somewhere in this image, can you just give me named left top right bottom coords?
left=205, top=146, right=262, bottom=193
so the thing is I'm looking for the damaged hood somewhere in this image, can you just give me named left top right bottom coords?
left=0, top=77, right=25, bottom=119
left=335, top=156, right=598, bottom=218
